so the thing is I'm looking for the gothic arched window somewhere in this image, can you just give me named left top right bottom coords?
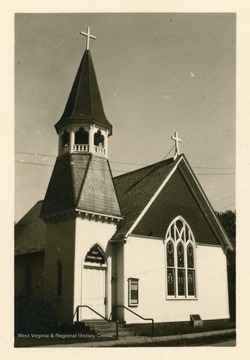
left=75, top=127, right=89, bottom=145
left=165, top=216, right=196, bottom=299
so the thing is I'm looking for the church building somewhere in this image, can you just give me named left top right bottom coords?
left=15, top=28, right=233, bottom=329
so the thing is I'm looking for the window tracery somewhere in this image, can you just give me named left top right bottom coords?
left=166, top=216, right=196, bottom=299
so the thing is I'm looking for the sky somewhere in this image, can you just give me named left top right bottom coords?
left=15, top=13, right=236, bottom=222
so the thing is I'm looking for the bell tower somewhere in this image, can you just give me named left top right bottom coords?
left=54, top=34, right=112, bottom=160
left=40, top=28, right=122, bottom=324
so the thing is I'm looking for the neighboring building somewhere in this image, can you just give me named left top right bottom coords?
left=15, top=29, right=233, bottom=327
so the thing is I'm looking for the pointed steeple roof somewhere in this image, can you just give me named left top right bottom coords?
left=55, top=50, right=112, bottom=134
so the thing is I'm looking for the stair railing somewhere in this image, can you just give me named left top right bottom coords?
left=73, top=305, right=119, bottom=339
left=113, top=305, right=154, bottom=337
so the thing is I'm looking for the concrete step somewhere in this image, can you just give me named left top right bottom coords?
left=79, top=320, right=137, bottom=337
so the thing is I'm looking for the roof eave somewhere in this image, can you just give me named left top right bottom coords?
left=179, top=155, right=234, bottom=250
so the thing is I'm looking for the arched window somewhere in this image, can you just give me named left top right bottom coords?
left=165, top=216, right=196, bottom=299
left=61, top=129, right=69, bottom=147
left=57, top=261, right=63, bottom=297
left=75, top=127, right=89, bottom=145
left=94, top=129, right=104, bottom=147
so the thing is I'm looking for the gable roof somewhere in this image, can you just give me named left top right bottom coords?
left=112, top=155, right=233, bottom=251
left=15, top=201, right=46, bottom=255
left=54, top=50, right=112, bottom=134
left=16, top=154, right=233, bottom=255
left=112, top=157, right=179, bottom=241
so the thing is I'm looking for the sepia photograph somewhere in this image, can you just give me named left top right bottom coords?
left=14, top=12, right=236, bottom=348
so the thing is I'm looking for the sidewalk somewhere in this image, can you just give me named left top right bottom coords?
left=48, top=328, right=236, bottom=347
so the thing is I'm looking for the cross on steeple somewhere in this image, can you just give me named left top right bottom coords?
left=80, top=27, right=96, bottom=50
left=171, top=131, right=182, bottom=158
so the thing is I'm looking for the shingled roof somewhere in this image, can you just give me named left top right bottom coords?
left=15, top=201, right=46, bottom=255
left=40, top=153, right=122, bottom=219
left=55, top=50, right=112, bottom=134
left=112, top=157, right=177, bottom=241
left=15, top=154, right=233, bottom=254
left=112, top=155, right=233, bottom=250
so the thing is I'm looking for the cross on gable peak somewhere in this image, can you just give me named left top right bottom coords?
left=80, top=26, right=96, bottom=50
left=171, top=131, right=182, bottom=158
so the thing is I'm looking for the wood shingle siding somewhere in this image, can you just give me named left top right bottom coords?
left=133, top=168, right=220, bottom=246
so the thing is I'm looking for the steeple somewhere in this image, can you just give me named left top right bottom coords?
left=40, top=29, right=122, bottom=221
left=55, top=29, right=112, bottom=158
left=55, top=50, right=112, bottom=134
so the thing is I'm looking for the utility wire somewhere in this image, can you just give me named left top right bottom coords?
left=195, top=173, right=235, bottom=176
left=15, top=150, right=235, bottom=170
left=15, top=160, right=235, bottom=209
left=14, top=160, right=236, bottom=176
left=15, top=150, right=56, bottom=158
left=212, top=195, right=235, bottom=205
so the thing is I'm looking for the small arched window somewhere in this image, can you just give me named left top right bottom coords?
left=94, top=129, right=104, bottom=147
left=165, top=216, right=196, bottom=299
left=75, top=127, right=89, bottom=145
left=61, top=129, right=69, bottom=147
left=57, top=261, right=63, bottom=297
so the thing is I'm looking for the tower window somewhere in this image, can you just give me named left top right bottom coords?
left=165, top=216, right=196, bottom=299
left=61, top=130, right=69, bottom=147
left=75, top=127, right=89, bottom=144
left=94, top=129, right=104, bottom=146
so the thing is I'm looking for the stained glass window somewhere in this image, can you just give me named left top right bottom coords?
left=166, top=217, right=196, bottom=299
left=176, top=219, right=183, bottom=234
left=188, top=270, right=195, bottom=296
left=178, top=269, right=185, bottom=296
left=170, top=225, right=175, bottom=240
left=177, top=242, right=184, bottom=267
left=167, top=241, right=174, bottom=266
left=184, top=225, right=189, bottom=242
left=187, top=243, right=194, bottom=268
left=167, top=269, right=175, bottom=296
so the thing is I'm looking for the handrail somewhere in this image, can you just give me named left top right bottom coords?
left=113, top=305, right=154, bottom=337
left=73, top=305, right=119, bottom=339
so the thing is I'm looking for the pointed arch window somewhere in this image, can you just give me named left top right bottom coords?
left=165, top=216, right=196, bottom=299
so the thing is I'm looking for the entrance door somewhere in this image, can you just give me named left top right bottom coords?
left=80, top=243, right=107, bottom=320
left=81, top=266, right=106, bottom=320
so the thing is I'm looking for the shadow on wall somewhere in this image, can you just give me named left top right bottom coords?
left=15, top=295, right=58, bottom=334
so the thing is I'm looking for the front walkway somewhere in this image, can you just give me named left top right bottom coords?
left=40, top=328, right=236, bottom=347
